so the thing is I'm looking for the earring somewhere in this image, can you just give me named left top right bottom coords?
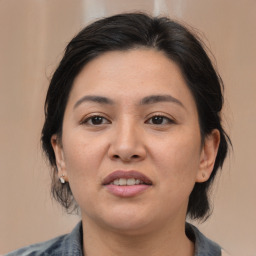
left=60, top=174, right=65, bottom=184
left=202, top=172, right=206, bottom=178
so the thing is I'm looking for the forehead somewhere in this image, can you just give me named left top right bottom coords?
left=68, top=48, right=196, bottom=109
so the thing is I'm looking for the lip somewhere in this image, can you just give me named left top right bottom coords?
left=102, top=170, right=153, bottom=198
left=102, top=170, right=152, bottom=185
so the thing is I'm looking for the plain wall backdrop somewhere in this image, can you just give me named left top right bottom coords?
left=0, top=0, right=255, bottom=255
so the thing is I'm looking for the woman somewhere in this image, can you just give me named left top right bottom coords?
left=6, top=13, right=231, bottom=256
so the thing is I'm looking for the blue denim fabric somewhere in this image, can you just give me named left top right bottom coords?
left=5, top=222, right=83, bottom=256
left=5, top=222, right=221, bottom=256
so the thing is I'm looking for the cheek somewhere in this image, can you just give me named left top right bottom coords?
left=152, top=128, right=202, bottom=185
left=62, top=133, right=107, bottom=183
left=60, top=135, right=107, bottom=213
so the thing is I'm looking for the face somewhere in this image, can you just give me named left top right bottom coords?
left=52, top=49, right=219, bottom=234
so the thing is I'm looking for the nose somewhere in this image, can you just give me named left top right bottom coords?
left=108, top=120, right=147, bottom=162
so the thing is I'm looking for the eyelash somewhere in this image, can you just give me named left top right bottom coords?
left=146, top=115, right=175, bottom=125
left=80, top=114, right=111, bottom=126
left=80, top=114, right=175, bottom=126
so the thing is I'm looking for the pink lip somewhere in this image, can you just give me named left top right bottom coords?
left=102, top=170, right=152, bottom=198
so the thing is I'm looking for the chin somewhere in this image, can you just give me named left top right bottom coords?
left=97, top=207, right=157, bottom=235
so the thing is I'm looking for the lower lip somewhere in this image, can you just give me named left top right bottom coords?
left=104, top=184, right=151, bottom=197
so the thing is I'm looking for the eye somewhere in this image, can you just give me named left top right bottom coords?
left=81, top=115, right=110, bottom=126
left=146, top=115, right=174, bottom=125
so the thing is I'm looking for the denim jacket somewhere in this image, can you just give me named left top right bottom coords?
left=5, top=222, right=225, bottom=256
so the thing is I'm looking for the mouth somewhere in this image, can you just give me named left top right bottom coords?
left=102, top=170, right=153, bottom=186
left=111, top=178, right=147, bottom=186
left=102, top=170, right=153, bottom=197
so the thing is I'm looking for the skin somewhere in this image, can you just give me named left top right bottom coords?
left=52, top=48, right=220, bottom=256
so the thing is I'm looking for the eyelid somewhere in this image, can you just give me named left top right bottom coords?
left=145, top=113, right=176, bottom=124
left=80, top=113, right=111, bottom=125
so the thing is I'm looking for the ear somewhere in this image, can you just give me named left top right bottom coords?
left=51, top=134, right=68, bottom=182
left=196, top=129, right=220, bottom=183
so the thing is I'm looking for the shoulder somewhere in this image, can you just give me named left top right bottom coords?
left=186, top=222, right=231, bottom=256
left=4, top=222, right=83, bottom=256
left=4, top=235, right=66, bottom=256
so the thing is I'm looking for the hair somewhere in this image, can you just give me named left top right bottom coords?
left=41, top=12, right=231, bottom=220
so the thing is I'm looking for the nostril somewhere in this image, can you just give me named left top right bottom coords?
left=112, top=154, right=140, bottom=160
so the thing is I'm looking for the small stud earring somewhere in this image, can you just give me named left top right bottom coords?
left=60, top=174, right=65, bottom=184
left=202, top=172, right=206, bottom=178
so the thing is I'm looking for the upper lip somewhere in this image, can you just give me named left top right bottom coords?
left=102, top=170, right=153, bottom=185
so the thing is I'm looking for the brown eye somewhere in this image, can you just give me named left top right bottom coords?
left=147, top=115, right=174, bottom=125
left=82, top=115, right=110, bottom=126
left=152, top=116, right=164, bottom=124
left=91, top=116, right=105, bottom=125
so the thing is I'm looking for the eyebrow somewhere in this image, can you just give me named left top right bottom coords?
left=74, top=94, right=185, bottom=109
left=74, top=95, right=114, bottom=109
left=140, top=94, right=184, bottom=108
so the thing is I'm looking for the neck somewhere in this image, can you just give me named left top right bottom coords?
left=82, top=217, right=194, bottom=256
